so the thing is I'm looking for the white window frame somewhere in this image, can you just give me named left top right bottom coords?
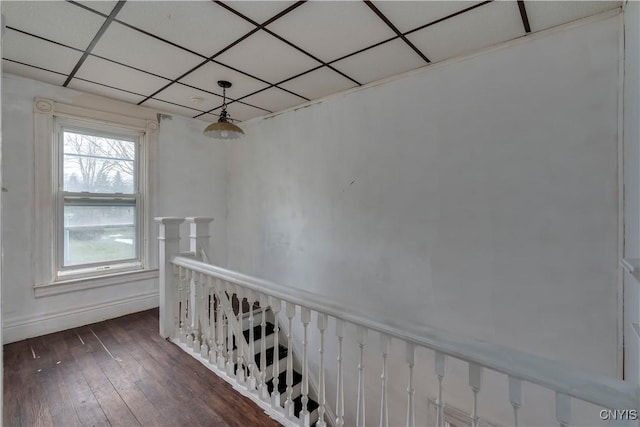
left=33, top=98, right=159, bottom=297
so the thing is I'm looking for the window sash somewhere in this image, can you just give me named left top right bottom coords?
left=55, top=119, right=143, bottom=277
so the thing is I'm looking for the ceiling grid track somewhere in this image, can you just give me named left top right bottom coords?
left=517, top=0, right=532, bottom=33
left=135, top=1, right=310, bottom=108
left=363, top=0, right=431, bottom=64
left=63, top=0, right=126, bottom=87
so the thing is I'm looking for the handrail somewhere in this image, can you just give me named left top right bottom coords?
left=172, top=255, right=639, bottom=410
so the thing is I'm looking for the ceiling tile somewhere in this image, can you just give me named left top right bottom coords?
left=332, top=39, right=426, bottom=85
left=76, top=56, right=170, bottom=97
left=210, top=102, right=270, bottom=122
left=220, top=1, right=296, bottom=24
left=2, top=29, right=83, bottom=75
left=215, top=32, right=319, bottom=84
left=526, top=1, right=621, bottom=33
left=68, top=79, right=146, bottom=104
left=143, top=98, right=205, bottom=119
left=154, top=84, right=223, bottom=113
left=372, top=1, right=479, bottom=33
left=1, top=1, right=106, bottom=50
left=2, top=59, right=66, bottom=86
left=241, top=87, right=306, bottom=113
left=198, top=113, right=219, bottom=123
left=178, top=61, right=270, bottom=100
left=117, top=1, right=255, bottom=57
left=267, top=1, right=396, bottom=63
left=407, top=1, right=525, bottom=63
left=279, top=67, right=358, bottom=100
left=92, top=21, right=204, bottom=80
left=75, top=1, right=118, bottom=16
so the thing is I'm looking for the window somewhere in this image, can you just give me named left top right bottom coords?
left=56, top=120, right=142, bottom=277
left=33, top=98, right=158, bottom=296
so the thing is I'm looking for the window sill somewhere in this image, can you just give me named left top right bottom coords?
left=34, top=269, right=159, bottom=298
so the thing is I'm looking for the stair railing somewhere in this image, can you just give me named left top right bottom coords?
left=157, top=218, right=640, bottom=427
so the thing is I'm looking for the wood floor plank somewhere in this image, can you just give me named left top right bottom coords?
left=4, top=309, right=281, bottom=427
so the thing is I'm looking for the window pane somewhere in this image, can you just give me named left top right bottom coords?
left=63, top=205, right=136, bottom=266
left=63, top=130, right=135, bottom=193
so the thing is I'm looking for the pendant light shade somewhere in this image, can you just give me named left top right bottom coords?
left=204, top=80, right=244, bottom=140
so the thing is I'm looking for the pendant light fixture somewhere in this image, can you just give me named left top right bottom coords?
left=203, top=80, right=244, bottom=139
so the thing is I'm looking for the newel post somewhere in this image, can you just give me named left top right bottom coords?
left=156, top=217, right=185, bottom=339
left=186, top=217, right=214, bottom=262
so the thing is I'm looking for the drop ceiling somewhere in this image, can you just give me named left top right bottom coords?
left=1, top=0, right=622, bottom=123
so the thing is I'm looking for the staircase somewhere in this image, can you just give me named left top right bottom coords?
left=172, top=284, right=328, bottom=427
left=240, top=308, right=322, bottom=425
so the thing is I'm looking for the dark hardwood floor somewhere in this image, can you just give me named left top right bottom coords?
left=3, top=309, right=282, bottom=427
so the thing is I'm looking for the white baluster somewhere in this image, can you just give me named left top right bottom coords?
left=379, top=334, right=390, bottom=427
left=193, top=273, right=201, bottom=353
left=216, top=279, right=226, bottom=369
left=356, top=326, right=368, bottom=427
left=555, top=392, right=571, bottom=427
left=469, top=363, right=483, bottom=427
left=335, top=319, right=345, bottom=427
left=270, top=297, right=282, bottom=409
left=508, top=377, right=522, bottom=427
left=317, top=313, right=328, bottom=427
left=185, top=269, right=194, bottom=348
left=178, top=266, right=187, bottom=343
left=259, top=293, right=269, bottom=400
left=435, top=352, right=447, bottom=427
left=406, top=342, right=415, bottom=427
left=236, top=287, right=246, bottom=384
left=285, top=302, right=296, bottom=418
left=199, top=275, right=209, bottom=358
left=225, top=281, right=235, bottom=377
left=299, top=307, right=311, bottom=427
left=208, top=277, right=216, bottom=364
left=172, top=264, right=180, bottom=339
left=247, top=290, right=257, bottom=391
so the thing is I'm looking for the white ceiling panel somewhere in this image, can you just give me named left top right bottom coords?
left=144, top=98, right=205, bottom=119
left=154, top=84, right=223, bottom=113
left=117, top=1, right=254, bottom=57
left=178, top=61, right=270, bottom=100
left=76, top=56, right=170, bottom=97
left=407, top=1, right=525, bottom=63
left=280, top=67, right=358, bottom=100
left=92, top=21, right=203, bottom=80
left=222, top=1, right=296, bottom=24
left=199, top=113, right=220, bottom=124
left=215, top=32, right=319, bottom=84
left=1, top=1, right=105, bottom=50
left=210, top=102, right=271, bottom=122
left=75, top=1, right=118, bottom=16
left=2, top=60, right=66, bottom=86
left=372, top=1, right=478, bottom=33
left=68, top=79, right=146, bottom=104
left=242, top=87, right=306, bottom=113
left=2, top=29, right=83, bottom=75
left=332, top=39, right=426, bottom=85
left=526, top=1, right=621, bottom=32
left=267, top=1, right=396, bottom=63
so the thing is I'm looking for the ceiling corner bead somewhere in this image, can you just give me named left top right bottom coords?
left=621, top=258, right=640, bottom=282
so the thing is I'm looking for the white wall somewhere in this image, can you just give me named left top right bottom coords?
left=1, top=74, right=227, bottom=343
left=624, top=0, right=640, bottom=386
left=227, top=14, right=621, bottom=426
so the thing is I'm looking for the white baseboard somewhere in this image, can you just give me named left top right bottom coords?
left=2, top=291, right=159, bottom=344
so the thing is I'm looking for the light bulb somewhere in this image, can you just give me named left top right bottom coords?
left=221, top=131, right=228, bottom=138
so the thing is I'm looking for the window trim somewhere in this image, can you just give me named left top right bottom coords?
left=33, top=98, right=159, bottom=296
left=55, top=118, right=143, bottom=278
